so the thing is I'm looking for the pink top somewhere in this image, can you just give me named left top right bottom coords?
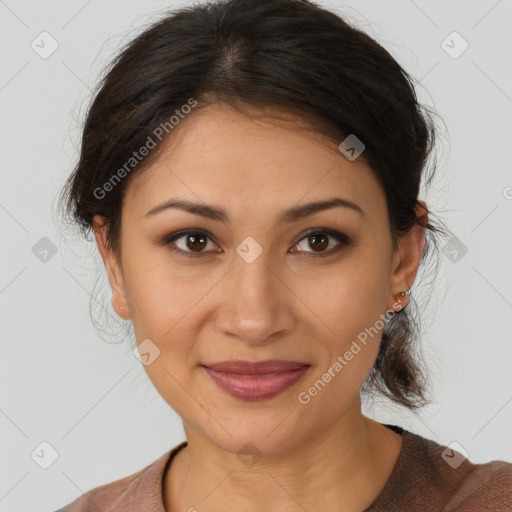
left=54, top=426, right=512, bottom=511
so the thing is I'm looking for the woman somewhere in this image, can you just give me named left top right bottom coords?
left=56, top=0, right=512, bottom=510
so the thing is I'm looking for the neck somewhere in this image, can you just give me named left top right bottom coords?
left=163, top=403, right=403, bottom=512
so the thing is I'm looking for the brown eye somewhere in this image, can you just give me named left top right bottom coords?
left=164, top=228, right=349, bottom=259
left=184, top=232, right=208, bottom=252
left=164, top=230, right=218, bottom=256
left=293, top=229, right=349, bottom=257
left=306, top=233, right=329, bottom=252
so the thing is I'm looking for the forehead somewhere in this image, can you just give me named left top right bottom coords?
left=123, top=102, right=384, bottom=219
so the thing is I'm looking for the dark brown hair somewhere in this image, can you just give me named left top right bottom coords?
left=58, top=0, right=451, bottom=410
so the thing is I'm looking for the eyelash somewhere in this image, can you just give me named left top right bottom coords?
left=162, top=228, right=350, bottom=259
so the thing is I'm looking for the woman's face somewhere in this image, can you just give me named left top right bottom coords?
left=94, top=102, right=423, bottom=455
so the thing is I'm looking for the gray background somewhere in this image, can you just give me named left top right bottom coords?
left=1, top=0, right=511, bottom=510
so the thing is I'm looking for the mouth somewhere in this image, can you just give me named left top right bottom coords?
left=201, top=360, right=311, bottom=401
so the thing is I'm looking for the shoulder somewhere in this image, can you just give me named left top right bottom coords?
left=53, top=442, right=187, bottom=512
left=368, top=426, right=512, bottom=512
left=444, top=458, right=512, bottom=511
left=54, top=469, right=145, bottom=512
left=404, top=429, right=512, bottom=511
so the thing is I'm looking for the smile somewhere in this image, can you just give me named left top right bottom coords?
left=201, top=361, right=311, bottom=401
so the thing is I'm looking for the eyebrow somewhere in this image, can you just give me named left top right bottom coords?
left=145, top=197, right=364, bottom=223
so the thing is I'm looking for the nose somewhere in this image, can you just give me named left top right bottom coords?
left=214, top=247, right=296, bottom=346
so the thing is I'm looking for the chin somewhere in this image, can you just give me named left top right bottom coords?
left=204, top=421, right=310, bottom=459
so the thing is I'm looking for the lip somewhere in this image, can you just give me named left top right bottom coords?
left=201, top=360, right=311, bottom=401
left=203, top=359, right=309, bottom=374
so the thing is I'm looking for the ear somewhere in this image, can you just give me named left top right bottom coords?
left=92, top=215, right=131, bottom=320
left=386, top=201, right=428, bottom=312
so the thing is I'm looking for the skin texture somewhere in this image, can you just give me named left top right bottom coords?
left=93, top=102, right=427, bottom=511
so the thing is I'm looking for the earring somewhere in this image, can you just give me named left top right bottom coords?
left=395, top=288, right=411, bottom=309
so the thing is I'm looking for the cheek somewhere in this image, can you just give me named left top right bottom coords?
left=125, top=263, right=201, bottom=410
left=295, top=253, right=390, bottom=383
left=295, top=255, right=389, bottom=336
left=123, top=246, right=208, bottom=338
left=296, top=269, right=387, bottom=415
